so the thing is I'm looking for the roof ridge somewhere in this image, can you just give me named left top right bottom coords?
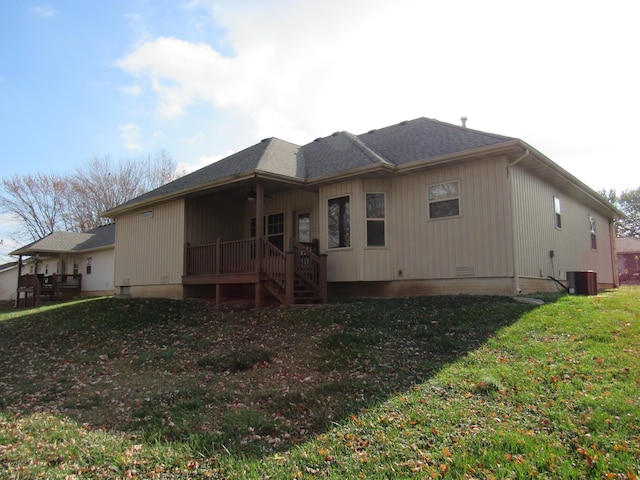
left=258, top=137, right=300, bottom=166
left=416, top=117, right=515, bottom=141
left=342, top=131, right=395, bottom=166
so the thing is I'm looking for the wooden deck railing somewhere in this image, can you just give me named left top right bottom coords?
left=186, top=238, right=258, bottom=275
left=16, top=273, right=82, bottom=307
left=185, top=237, right=327, bottom=305
left=221, top=239, right=257, bottom=273
left=186, top=243, right=217, bottom=274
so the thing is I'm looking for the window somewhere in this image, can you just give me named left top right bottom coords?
left=589, top=215, right=597, bottom=249
left=73, top=263, right=79, bottom=276
left=86, top=257, right=92, bottom=275
left=554, top=196, right=562, bottom=229
left=297, top=213, right=310, bottom=243
left=366, top=193, right=385, bottom=247
left=328, top=195, right=351, bottom=248
left=428, top=181, right=460, bottom=219
left=251, top=212, right=285, bottom=251
left=140, top=210, right=153, bottom=219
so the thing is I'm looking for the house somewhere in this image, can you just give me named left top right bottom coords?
left=616, top=237, right=640, bottom=284
left=10, top=223, right=115, bottom=306
left=104, top=117, right=621, bottom=306
left=0, top=261, right=19, bottom=302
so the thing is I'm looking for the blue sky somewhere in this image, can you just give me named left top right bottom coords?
left=1, top=0, right=639, bottom=260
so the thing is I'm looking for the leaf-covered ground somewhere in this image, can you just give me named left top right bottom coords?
left=1, top=289, right=638, bottom=478
left=0, top=296, right=529, bottom=454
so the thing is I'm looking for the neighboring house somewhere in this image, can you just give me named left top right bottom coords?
left=616, top=237, right=640, bottom=284
left=10, top=223, right=116, bottom=304
left=104, top=117, right=621, bottom=306
left=0, top=262, right=19, bottom=302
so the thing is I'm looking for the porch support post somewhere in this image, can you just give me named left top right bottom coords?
left=254, top=178, right=265, bottom=307
left=255, top=179, right=264, bottom=270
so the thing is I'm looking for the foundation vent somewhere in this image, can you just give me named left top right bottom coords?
left=455, top=266, right=475, bottom=277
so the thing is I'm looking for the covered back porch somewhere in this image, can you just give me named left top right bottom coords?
left=181, top=178, right=326, bottom=306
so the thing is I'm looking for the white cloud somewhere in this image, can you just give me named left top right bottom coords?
left=31, top=6, right=56, bottom=17
left=177, top=153, right=223, bottom=175
left=118, top=0, right=640, bottom=190
left=118, top=123, right=144, bottom=151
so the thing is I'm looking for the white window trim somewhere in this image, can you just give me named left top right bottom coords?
left=365, top=192, right=387, bottom=248
left=427, top=180, right=461, bottom=220
left=553, top=196, right=562, bottom=230
left=327, top=194, right=352, bottom=250
left=589, top=214, right=597, bottom=250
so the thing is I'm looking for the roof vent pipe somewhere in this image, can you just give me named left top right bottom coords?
left=460, top=116, right=468, bottom=128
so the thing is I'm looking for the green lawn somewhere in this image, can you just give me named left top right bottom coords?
left=1, top=288, right=638, bottom=478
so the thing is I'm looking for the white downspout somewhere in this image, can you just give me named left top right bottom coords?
left=507, top=149, right=530, bottom=294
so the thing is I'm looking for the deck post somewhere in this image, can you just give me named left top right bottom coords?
left=319, top=254, right=328, bottom=303
left=254, top=281, right=263, bottom=308
left=285, top=251, right=295, bottom=306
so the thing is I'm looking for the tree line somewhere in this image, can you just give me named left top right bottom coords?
left=0, top=151, right=179, bottom=243
left=601, top=188, right=640, bottom=238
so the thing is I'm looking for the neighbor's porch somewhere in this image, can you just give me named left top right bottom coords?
left=16, top=273, right=82, bottom=308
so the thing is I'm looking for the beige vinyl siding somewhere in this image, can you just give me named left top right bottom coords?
left=114, top=199, right=185, bottom=288
left=320, top=180, right=363, bottom=282
left=186, top=196, right=243, bottom=244
left=319, top=159, right=512, bottom=284
left=511, top=166, right=615, bottom=284
left=243, top=189, right=319, bottom=246
left=390, top=156, right=513, bottom=281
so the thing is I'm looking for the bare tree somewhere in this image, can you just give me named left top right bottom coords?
left=67, top=150, right=179, bottom=231
left=0, top=150, right=179, bottom=241
left=0, top=173, right=71, bottom=241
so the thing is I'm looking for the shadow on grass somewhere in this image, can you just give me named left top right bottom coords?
left=0, top=294, right=556, bottom=459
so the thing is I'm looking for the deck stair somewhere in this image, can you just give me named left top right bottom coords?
left=261, top=238, right=327, bottom=306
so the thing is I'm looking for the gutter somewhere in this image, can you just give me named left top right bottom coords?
left=306, top=141, right=523, bottom=186
left=507, top=148, right=530, bottom=294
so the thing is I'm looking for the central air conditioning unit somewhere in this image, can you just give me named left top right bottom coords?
left=566, top=271, right=597, bottom=295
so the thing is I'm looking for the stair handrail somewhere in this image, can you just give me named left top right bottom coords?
left=291, top=237, right=326, bottom=292
left=261, top=238, right=286, bottom=290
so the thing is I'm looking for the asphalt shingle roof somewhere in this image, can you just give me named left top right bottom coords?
left=357, top=118, right=514, bottom=166
left=10, top=224, right=115, bottom=256
left=301, top=131, right=391, bottom=179
left=105, top=117, right=517, bottom=215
